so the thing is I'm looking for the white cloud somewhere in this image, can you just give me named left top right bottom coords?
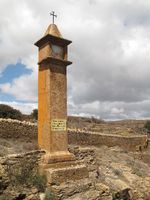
left=0, top=71, right=37, bottom=102
left=1, top=0, right=150, bottom=119
left=111, top=107, right=124, bottom=115
left=68, top=100, right=150, bottom=120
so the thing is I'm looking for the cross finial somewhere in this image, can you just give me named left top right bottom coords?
left=50, top=11, right=57, bottom=24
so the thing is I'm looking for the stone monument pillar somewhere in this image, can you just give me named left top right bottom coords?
left=35, top=24, right=75, bottom=163
left=35, top=22, right=88, bottom=184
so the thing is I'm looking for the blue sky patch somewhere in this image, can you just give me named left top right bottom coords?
left=0, top=63, right=32, bottom=84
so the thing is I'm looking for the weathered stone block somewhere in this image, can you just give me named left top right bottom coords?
left=39, top=161, right=89, bottom=185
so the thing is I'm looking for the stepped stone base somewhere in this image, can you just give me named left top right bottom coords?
left=41, top=151, right=75, bottom=164
left=39, top=160, right=89, bottom=185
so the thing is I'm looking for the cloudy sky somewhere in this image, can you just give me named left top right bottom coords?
left=0, top=0, right=150, bottom=120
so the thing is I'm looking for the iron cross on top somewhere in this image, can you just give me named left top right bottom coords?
left=50, top=11, right=57, bottom=24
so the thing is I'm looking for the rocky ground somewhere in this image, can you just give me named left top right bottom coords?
left=63, top=145, right=150, bottom=200
left=0, top=117, right=150, bottom=199
left=0, top=141, right=150, bottom=199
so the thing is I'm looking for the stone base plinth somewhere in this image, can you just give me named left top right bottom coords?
left=41, top=151, right=75, bottom=164
left=39, top=160, right=89, bottom=185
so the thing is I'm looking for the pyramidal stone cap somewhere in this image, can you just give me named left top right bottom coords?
left=35, top=23, right=72, bottom=47
left=44, top=24, right=62, bottom=38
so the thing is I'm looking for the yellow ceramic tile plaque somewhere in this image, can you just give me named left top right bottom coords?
left=51, top=119, right=67, bottom=131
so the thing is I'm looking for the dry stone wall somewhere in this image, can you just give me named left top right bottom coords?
left=0, top=118, right=149, bottom=151
left=68, top=130, right=149, bottom=151
left=0, top=118, right=37, bottom=139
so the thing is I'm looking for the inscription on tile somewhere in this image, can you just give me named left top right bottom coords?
left=51, top=119, right=66, bottom=131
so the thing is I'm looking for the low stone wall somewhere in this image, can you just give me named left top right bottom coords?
left=0, top=118, right=37, bottom=139
left=68, top=131, right=149, bottom=151
left=0, top=118, right=149, bottom=151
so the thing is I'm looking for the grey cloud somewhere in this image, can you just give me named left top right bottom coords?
left=68, top=100, right=150, bottom=120
left=0, top=0, right=150, bottom=119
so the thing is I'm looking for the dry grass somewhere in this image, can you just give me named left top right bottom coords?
left=0, top=138, right=38, bottom=156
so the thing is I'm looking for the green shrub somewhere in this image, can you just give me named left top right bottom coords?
left=0, top=104, right=22, bottom=120
left=90, top=116, right=104, bottom=124
left=113, top=168, right=123, bottom=177
left=32, top=174, right=47, bottom=192
left=6, top=158, right=34, bottom=186
left=132, top=166, right=144, bottom=177
left=44, top=188, right=56, bottom=200
left=31, top=109, right=38, bottom=120
left=6, top=157, right=47, bottom=192
left=144, top=121, right=150, bottom=132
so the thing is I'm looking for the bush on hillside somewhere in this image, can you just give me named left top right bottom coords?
left=91, top=116, right=105, bottom=124
left=144, top=121, right=150, bottom=132
left=0, top=104, right=22, bottom=120
left=31, top=109, right=38, bottom=120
